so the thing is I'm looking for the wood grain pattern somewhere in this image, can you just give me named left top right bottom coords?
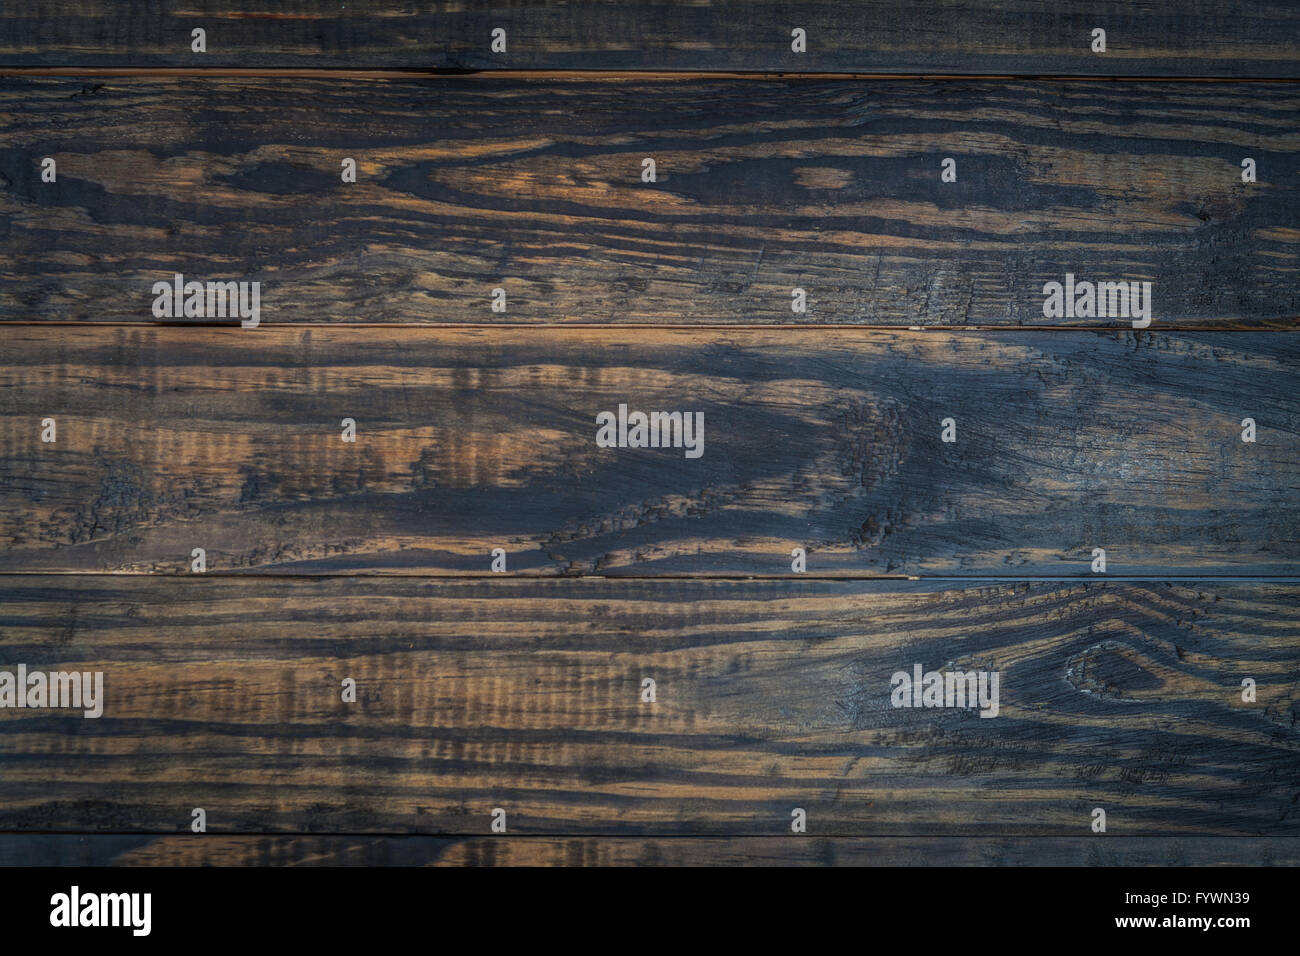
left=3, top=326, right=1297, bottom=576
left=2, top=1, right=1298, bottom=75
left=3, top=77, right=1297, bottom=327
left=4, top=6, right=1298, bottom=870
left=0, top=577, right=1296, bottom=835
left=4, top=834, right=1296, bottom=867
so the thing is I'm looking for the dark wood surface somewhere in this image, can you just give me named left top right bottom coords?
left=2, top=77, right=1297, bottom=327
left=4, top=6, right=1298, bottom=869
left=2, top=327, right=1296, bottom=576
left=1, top=577, right=1296, bottom=836
left=2, top=1, right=1298, bottom=75
left=3, top=834, right=1296, bottom=867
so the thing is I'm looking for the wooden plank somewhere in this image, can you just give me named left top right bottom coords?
left=3, top=76, right=1297, bottom=328
left=3, top=834, right=1296, bottom=867
left=0, top=577, right=1296, bottom=835
left=2, top=326, right=1297, bottom=576
left=2, top=2, right=1298, bottom=75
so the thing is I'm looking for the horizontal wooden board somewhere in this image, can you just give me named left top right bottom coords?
left=3, top=834, right=1296, bottom=867
left=2, top=2, right=1298, bottom=75
left=2, top=327, right=1297, bottom=576
left=0, top=578, right=1297, bottom=835
left=3, top=77, right=1298, bottom=327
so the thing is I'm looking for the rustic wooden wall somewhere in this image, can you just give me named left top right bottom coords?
left=2, top=578, right=1298, bottom=839
left=6, top=835, right=1298, bottom=867
left=3, top=1, right=1298, bottom=75
left=1, top=2, right=1297, bottom=867
left=2, top=328, right=1297, bottom=576
left=3, top=77, right=1296, bottom=327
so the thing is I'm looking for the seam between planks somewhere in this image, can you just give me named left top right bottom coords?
left=1, top=574, right=1298, bottom=582
left=1, top=324, right=1297, bottom=332
left=3, top=69, right=1300, bottom=82
left=0, top=831, right=1289, bottom=838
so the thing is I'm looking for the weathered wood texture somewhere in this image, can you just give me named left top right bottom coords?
left=2, top=1, right=1298, bottom=74
left=2, top=327, right=1297, bottom=575
left=3, top=834, right=1296, bottom=867
left=3, top=77, right=1297, bottom=327
left=0, top=578, right=1296, bottom=835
